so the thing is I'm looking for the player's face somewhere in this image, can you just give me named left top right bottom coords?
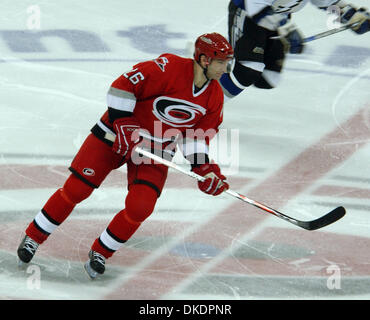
left=206, top=59, right=230, bottom=80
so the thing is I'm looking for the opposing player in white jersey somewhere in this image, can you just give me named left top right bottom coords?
left=220, top=0, right=370, bottom=99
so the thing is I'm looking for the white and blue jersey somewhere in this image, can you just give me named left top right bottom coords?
left=230, top=0, right=342, bottom=30
left=220, top=0, right=345, bottom=100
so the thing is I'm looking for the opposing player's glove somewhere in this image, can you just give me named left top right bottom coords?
left=112, top=117, right=141, bottom=157
left=192, top=162, right=229, bottom=196
left=341, top=5, right=370, bottom=34
left=278, top=23, right=305, bottom=54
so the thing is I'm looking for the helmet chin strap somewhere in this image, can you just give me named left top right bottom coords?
left=203, top=66, right=209, bottom=81
left=197, top=58, right=210, bottom=80
left=196, top=55, right=211, bottom=81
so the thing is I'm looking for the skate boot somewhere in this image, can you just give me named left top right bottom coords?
left=84, top=250, right=105, bottom=279
left=17, top=235, right=39, bottom=265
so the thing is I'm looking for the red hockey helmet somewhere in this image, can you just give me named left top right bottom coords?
left=194, top=33, right=233, bottom=63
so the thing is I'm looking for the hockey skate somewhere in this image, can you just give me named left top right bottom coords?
left=17, top=235, right=39, bottom=266
left=84, top=250, right=105, bottom=279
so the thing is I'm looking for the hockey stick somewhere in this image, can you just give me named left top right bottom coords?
left=302, top=22, right=360, bottom=43
left=132, top=145, right=346, bottom=231
left=270, top=22, right=359, bottom=43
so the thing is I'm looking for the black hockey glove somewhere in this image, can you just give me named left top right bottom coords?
left=341, top=5, right=370, bottom=34
left=278, top=23, right=305, bottom=54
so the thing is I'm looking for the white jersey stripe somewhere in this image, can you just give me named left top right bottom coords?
left=181, top=139, right=209, bottom=157
left=97, top=120, right=115, bottom=135
left=100, top=229, right=125, bottom=251
left=240, top=60, right=266, bottom=72
left=34, top=211, right=58, bottom=234
left=107, top=93, right=136, bottom=112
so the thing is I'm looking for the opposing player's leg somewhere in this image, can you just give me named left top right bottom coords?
left=220, top=4, right=272, bottom=100
left=18, top=134, right=124, bottom=264
left=254, top=38, right=285, bottom=89
left=85, top=161, right=168, bottom=278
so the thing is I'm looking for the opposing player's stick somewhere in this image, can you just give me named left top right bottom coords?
left=270, top=22, right=359, bottom=43
left=133, top=146, right=346, bottom=231
left=302, top=22, right=360, bottom=43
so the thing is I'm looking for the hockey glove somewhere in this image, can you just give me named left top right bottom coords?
left=341, top=5, right=370, bottom=34
left=192, top=163, right=229, bottom=196
left=112, top=117, right=141, bottom=157
left=278, top=23, right=305, bottom=54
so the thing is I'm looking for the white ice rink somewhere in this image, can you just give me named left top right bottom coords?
left=0, top=0, right=369, bottom=301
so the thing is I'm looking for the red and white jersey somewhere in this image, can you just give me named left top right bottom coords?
left=92, top=53, right=224, bottom=159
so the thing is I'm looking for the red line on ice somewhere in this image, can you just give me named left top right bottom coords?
left=103, top=104, right=370, bottom=299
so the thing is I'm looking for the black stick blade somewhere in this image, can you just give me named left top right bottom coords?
left=298, top=206, right=346, bottom=231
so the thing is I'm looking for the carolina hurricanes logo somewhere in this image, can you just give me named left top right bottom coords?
left=83, top=168, right=95, bottom=176
left=152, top=97, right=206, bottom=127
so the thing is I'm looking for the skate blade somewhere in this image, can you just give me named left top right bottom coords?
left=18, top=259, right=29, bottom=269
left=84, top=261, right=98, bottom=280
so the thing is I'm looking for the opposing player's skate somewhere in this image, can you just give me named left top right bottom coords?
left=17, top=235, right=39, bottom=266
left=84, top=250, right=105, bottom=279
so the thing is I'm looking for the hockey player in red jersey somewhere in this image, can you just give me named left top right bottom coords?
left=17, top=33, right=234, bottom=279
